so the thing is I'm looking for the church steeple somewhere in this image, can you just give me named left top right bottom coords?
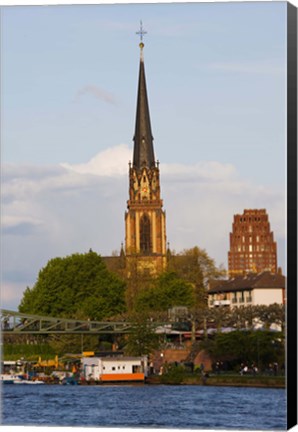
left=133, top=25, right=155, bottom=170
left=125, top=22, right=167, bottom=277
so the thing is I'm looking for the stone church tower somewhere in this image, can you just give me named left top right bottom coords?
left=125, top=35, right=167, bottom=276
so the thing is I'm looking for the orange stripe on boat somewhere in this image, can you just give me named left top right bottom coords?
left=100, top=373, right=144, bottom=381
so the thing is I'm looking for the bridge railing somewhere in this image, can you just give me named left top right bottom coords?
left=0, top=309, right=167, bottom=335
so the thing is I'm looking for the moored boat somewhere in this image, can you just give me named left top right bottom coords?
left=81, top=355, right=148, bottom=383
left=0, top=374, right=23, bottom=384
left=13, top=379, right=45, bottom=385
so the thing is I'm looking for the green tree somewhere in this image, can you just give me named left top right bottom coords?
left=134, top=272, right=195, bottom=313
left=160, top=363, right=186, bottom=384
left=124, top=254, right=153, bottom=311
left=254, top=304, right=286, bottom=330
left=200, top=329, right=285, bottom=370
left=124, top=313, right=160, bottom=356
left=168, top=246, right=226, bottom=307
left=18, top=250, right=127, bottom=321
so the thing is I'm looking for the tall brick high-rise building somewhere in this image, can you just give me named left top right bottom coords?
left=125, top=32, right=167, bottom=276
left=228, top=209, right=278, bottom=277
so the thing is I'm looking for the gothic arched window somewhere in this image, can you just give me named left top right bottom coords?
left=140, top=214, right=152, bottom=254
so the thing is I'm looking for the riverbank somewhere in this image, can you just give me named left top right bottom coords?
left=146, top=374, right=285, bottom=388
left=1, top=374, right=285, bottom=388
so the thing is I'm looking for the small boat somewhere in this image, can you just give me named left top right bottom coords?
left=13, top=379, right=45, bottom=385
left=0, top=374, right=23, bottom=384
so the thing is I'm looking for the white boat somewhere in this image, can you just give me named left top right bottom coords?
left=13, top=379, right=45, bottom=385
left=0, top=374, right=23, bottom=384
left=1, top=373, right=45, bottom=384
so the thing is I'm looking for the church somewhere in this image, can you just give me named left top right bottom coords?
left=125, top=36, right=167, bottom=276
left=104, top=25, right=168, bottom=278
left=100, top=24, right=285, bottom=313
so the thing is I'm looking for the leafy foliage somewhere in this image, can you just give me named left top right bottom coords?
left=3, top=342, right=56, bottom=360
left=160, top=363, right=186, bottom=384
left=134, top=272, right=195, bottom=313
left=200, top=329, right=285, bottom=369
left=168, top=246, right=226, bottom=307
left=18, top=250, right=126, bottom=321
left=124, top=313, right=160, bottom=356
left=46, top=334, right=102, bottom=356
left=190, top=304, right=285, bottom=332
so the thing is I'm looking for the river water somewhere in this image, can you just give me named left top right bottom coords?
left=1, top=384, right=286, bottom=430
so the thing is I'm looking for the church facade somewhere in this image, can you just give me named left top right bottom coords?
left=124, top=39, right=167, bottom=276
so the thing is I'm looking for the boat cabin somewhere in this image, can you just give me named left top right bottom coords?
left=81, top=355, right=148, bottom=382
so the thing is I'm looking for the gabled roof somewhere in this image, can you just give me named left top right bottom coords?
left=132, top=44, right=155, bottom=170
left=208, top=271, right=285, bottom=294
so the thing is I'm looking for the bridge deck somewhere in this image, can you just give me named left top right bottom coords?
left=0, top=309, right=159, bottom=335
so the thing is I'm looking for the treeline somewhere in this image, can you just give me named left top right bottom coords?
left=190, top=303, right=285, bottom=332
left=18, top=249, right=285, bottom=330
left=13, top=249, right=285, bottom=363
left=199, top=329, right=285, bottom=371
left=18, top=248, right=225, bottom=319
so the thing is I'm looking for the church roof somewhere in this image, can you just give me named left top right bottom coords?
left=133, top=42, right=155, bottom=170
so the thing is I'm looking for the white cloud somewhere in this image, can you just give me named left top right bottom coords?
left=163, top=171, right=285, bottom=265
left=162, top=161, right=237, bottom=182
left=61, top=144, right=131, bottom=176
left=1, top=144, right=286, bottom=310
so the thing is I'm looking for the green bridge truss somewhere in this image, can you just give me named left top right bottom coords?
left=0, top=309, right=166, bottom=335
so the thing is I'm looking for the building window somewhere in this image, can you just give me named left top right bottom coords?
left=246, top=295, right=252, bottom=303
left=140, top=214, right=152, bottom=253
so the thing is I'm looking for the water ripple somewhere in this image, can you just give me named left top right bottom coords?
left=2, top=384, right=286, bottom=430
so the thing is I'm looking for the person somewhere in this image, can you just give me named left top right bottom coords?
left=201, top=372, right=209, bottom=385
left=251, top=363, right=258, bottom=375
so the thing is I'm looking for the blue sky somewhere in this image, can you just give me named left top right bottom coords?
left=3, top=2, right=286, bottom=181
left=1, top=1, right=289, bottom=310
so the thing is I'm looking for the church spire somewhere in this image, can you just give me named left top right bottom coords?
left=133, top=22, right=155, bottom=170
left=125, top=22, right=167, bottom=275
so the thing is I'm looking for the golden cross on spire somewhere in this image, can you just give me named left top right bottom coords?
left=136, top=20, right=147, bottom=43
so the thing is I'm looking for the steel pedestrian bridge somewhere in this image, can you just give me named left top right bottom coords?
left=0, top=309, right=165, bottom=335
